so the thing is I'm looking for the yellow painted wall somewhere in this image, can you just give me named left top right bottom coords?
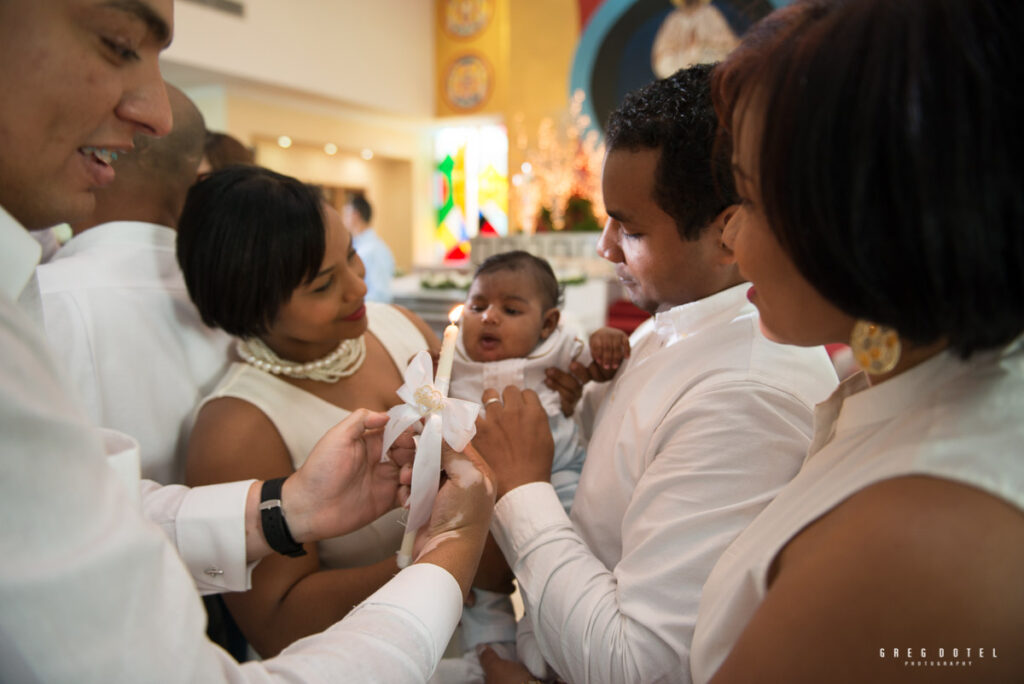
left=506, top=0, right=580, bottom=189
left=435, top=0, right=581, bottom=231
left=435, top=0, right=509, bottom=116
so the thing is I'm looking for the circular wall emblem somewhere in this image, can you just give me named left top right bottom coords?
left=444, top=0, right=494, bottom=39
left=444, top=54, right=492, bottom=111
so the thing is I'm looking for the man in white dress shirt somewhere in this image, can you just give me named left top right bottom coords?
left=474, top=65, right=838, bottom=683
left=344, top=194, right=395, bottom=303
left=36, top=84, right=232, bottom=484
left=0, top=1, right=494, bottom=681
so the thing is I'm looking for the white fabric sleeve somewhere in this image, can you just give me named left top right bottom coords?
left=39, top=282, right=255, bottom=595
left=37, top=287, right=104, bottom=423
left=493, top=382, right=812, bottom=684
left=258, top=563, right=464, bottom=682
left=516, top=612, right=555, bottom=680
left=574, top=335, right=593, bottom=368
left=139, top=479, right=257, bottom=594
left=3, top=271, right=463, bottom=683
left=459, top=587, right=517, bottom=650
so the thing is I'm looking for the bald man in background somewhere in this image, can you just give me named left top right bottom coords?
left=35, top=85, right=232, bottom=484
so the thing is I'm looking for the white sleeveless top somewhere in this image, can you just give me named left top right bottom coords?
left=199, top=302, right=428, bottom=569
left=690, top=338, right=1024, bottom=682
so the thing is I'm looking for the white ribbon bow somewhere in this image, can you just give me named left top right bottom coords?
left=381, top=351, right=480, bottom=541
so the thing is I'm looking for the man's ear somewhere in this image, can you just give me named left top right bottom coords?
left=711, top=204, right=739, bottom=265
left=540, top=307, right=560, bottom=340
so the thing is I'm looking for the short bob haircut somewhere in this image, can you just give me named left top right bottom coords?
left=473, top=250, right=562, bottom=311
left=177, top=166, right=327, bottom=338
left=713, top=0, right=1024, bottom=357
left=606, top=62, right=737, bottom=241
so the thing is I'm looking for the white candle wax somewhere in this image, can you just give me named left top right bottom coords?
left=434, top=304, right=463, bottom=397
left=434, top=324, right=457, bottom=396
left=397, top=535, right=415, bottom=568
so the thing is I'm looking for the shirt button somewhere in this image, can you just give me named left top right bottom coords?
left=204, top=567, right=224, bottom=577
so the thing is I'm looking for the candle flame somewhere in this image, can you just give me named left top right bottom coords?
left=449, top=304, right=465, bottom=324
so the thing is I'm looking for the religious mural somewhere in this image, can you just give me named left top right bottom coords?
left=572, top=0, right=779, bottom=133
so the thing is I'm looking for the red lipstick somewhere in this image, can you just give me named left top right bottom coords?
left=343, top=305, right=366, bottom=321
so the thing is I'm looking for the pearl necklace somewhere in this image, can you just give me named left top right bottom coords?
left=237, top=335, right=367, bottom=383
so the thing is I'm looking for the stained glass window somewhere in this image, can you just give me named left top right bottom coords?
left=433, top=124, right=508, bottom=261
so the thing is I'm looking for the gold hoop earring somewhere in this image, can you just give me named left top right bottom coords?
left=850, top=320, right=902, bottom=375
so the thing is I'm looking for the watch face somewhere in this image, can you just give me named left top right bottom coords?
left=444, top=0, right=494, bottom=39
left=444, top=54, right=492, bottom=111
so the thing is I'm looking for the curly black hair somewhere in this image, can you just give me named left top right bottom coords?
left=605, top=63, right=737, bottom=241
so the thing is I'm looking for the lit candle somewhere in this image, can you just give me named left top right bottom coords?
left=396, top=303, right=464, bottom=568
left=434, top=304, right=463, bottom=397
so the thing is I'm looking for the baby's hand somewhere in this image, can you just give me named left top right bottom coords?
left=589, top=326, right=630, bottom=375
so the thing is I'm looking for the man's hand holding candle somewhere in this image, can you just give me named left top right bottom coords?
left=473, top=386, right=555, bottom=500
left=412, top=441, right=497, bottom=598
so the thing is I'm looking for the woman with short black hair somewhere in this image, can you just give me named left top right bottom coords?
left=177, top=165, right=441, bottom=658
left=689, top=0, right=1024, bottom=681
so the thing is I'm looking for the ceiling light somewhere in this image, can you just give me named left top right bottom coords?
left=361, top=148, right=374, bottom=160
left=324, top=143, right=338, bottom=155
left=277, top=135, right=292, bottom=149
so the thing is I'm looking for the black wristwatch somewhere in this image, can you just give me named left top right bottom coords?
left=259, top=477, right=307, bottom=557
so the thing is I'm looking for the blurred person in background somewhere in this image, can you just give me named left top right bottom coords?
left=36, top=84, right=232, bottom=485
left=198, top=130, right=254, bottom=176
left=344, top=193, right=395, bottom=303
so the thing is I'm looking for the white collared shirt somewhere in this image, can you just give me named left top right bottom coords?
left=492, top=283, right=839, bottom=683
left=689, top=339, right=1024, bottom=682
left=0, top=205, right=462, bottom=682
left=35, top=221, right=233, bottom=483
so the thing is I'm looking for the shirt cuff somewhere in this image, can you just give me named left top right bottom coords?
left=353, top=562, right=464, bottom=661
left=177, top=479, right=257, bottom=594
left=491, top=482, right=569, bottom=563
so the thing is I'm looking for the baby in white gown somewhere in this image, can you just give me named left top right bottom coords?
left=439, top=250, right=628, bottom=682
